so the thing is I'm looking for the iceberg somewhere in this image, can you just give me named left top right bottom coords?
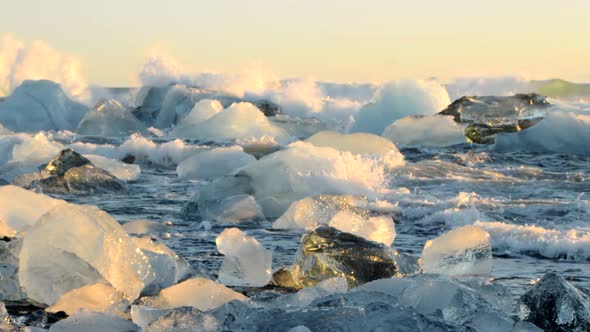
left=216, top=228, right=272, bottom=287
left=518, top=272, right=590, bottom=331
left=0, top=185, right=66, bottom=237
left=306, top=130, right=405, bottom=168
left=421, top=225, right=492, bottom=276
left=46, top=283, right=130, bottom=316
left=0, top=80, right=88, bottom=132
left=439, top=93, right=551, bottom=144
left=141, top=278, right=247, bottom=311
left=382, top=115, right=466, bottom=147
left=176, top=146, right=255, bottom=180
left=19, top=204, right=153, bottom=305
left=77, top=99, right=148, bottom=137
left=351, top=80, right=450, bottom=134
left=277, top=226, right=398, bottom=289
left=272, top=194, right=370, bottom=231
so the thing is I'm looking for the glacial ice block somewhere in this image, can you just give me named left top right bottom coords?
left=85, top=154, right=141, bottom=181
left=306, top=131, right=405, bottom=168
left=170, top=99, right=224, bottom=137
left=328, top=211, right=396, bottom=246
left=0, top=185, right=66, bottom=237
left=49, top=310, right=140, bottom=332
left=421, top=225, right=492, bottom=276
left=382, top=115, right=466, bottom=147
left=77, top=99, right=148, bottom=137
left=216, top=228, right=272, bottom=287
left=19, top=204, right=154, bottom=305
left=176, top=146, right=255, bottom=180
left=202, top=194, right=265, bottom=224
left=46, top=283, right=130, bottom=316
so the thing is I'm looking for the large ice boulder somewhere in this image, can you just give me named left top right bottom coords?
left=0, top=239, right=26, bottom=301
left=272, top=195, right=370, bottom=231
left=176, top=146, right=255, bottom=180
left=13, top=149, right=126, bottom=194
left=170, top=99, right=224, bottom=136
left=439, top=93, right=551, bottom=144
left=141, top=278, right=247, bottom=311
left=351, top=80, right=450, bottom=134
left=85, top=154, right=141, bottom=181
left=133, top=85, right=172, bottom=126
left=518, top=272, right=590, bottom=331
left=169, top=102, right=292, bottom=144
left=154, top=85, right=202, bottom=129
left=275, top=226, right=398, bottom=289
left=495, top=110, right=590, bottom=155
left=0, top=80, right=88, bottom=132
left=201, top=141, right=387, bottom=217
left=328, top=211, right=396, bottom=246
left=382, top=115, right=466, bottom=147
left=306, top=131, right=405, bottom=168
left=46, top=283, right=130, bottom=316
left=421, top=225, right=492, bottom=276
left=19, top=204, right=154, bottom=305
left=0, top=185, right=66, bottom=237
left=194, top=194, right=265, bottom=224
left=216, top=228, right=272, bottom=287
left=77, top=99, right=148, bottom=137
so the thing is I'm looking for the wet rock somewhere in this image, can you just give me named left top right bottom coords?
left=518, top=272, right=590, bottom=331
left=276, top=226, right=398, bottom=289
left=439, top=93, right=551, bottom=144
left=251, top=100, right=280, bottom=117
left=13, top=149, right=125, bottom=194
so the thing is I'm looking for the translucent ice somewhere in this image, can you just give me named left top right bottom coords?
left=49, top=310, right=140, bottom=332
left=46, top=283, right=130, bottom=316
left=328, top=211, right=396, bottom=246
left=144, top=278, right=247, bottom=311
left=131, top=305, right=171, bottom=329
left=0, top=80, right=88, bottom=132
left=85, top=154, right=141, bottom=181
left=306, top=131, right=405, bottom=168
left=274, top=277, right=348, bottom=308
left=216, top=228, right=272, bottom=287
left=201, top=194, right=265, bottom=224
left=0, top=185, right=66, bottom=237
left=422, top=225, right=492, bottom=276
left=144, top=307, right=220, bottom=332
left=272, top=194, right=370, bottom=231
left=19, top=204, right=153, bottom=305
left=382, top=115, right=466, bottom=147
left=176, top=146, right=255, bottom=180
left=351, top=80, right=450, bottom=134
left=170, top=102, right=292, bottom=144
left=77, top=99, right=148, bottom=137
left=170, top=99, right=224, bottom=136
left=154, top=85, right=202, bottom=129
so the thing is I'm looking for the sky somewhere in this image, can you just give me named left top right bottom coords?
left=2, top=0, right=590, bottom=86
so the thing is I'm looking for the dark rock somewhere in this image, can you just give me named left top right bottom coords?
left=121, top=154, right=136, bottom=164
left=13, top=149, right=125, bottom=194
left=251, top=100, right=281, bottom=117
left=439, top=93, right=551, bottom=144
left=278, top=226, right=398, bottom=289
left=518, top=272, right=590, bottom=331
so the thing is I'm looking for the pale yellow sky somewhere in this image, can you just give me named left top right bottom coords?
left=2, top=0, right=589, bottom=85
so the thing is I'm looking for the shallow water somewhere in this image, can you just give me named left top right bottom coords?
left=47, top=136, right=590, bottom=316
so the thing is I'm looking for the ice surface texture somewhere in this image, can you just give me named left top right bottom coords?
left=382, top=115, right=466, bottom=147
left=176, top=146, right=255, bottom=180
left=77, top=99, right=147, bottom=137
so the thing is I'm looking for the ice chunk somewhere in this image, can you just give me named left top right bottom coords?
left=176, top=146, right=255, bottom=180
left=351, top=80, right=450, bottom=134
left=117, top=134, right=203, bottom=166
left=143, top=278, right=247, bottom=311
left=0, top=239, right=26, bottom=301
left=19, top=204, right=153, bottom=305
left=169, top=102, right=292, bottom=144
left=281, top=226, right=398, bottom=289
left=272, top=194, right=370, bottom=231
left=170, top=99, right=223, bottom=136
left=48, top=310, right=140, bottom=332
left=0, top=185, right=66, bottom=237
left=216, top=228, right=272, bottom=287
left=46, top=283, right=130, bottom=316
left=495, top=110, right=590, bottom=155
left=382, top=115, right=466, bottom=147
left=518, top=272, right=590, bottom=331
left=131, top=305, right=171, bottom=329
left=85, top=154, right=141, bottom=181
left=0, top=124, right=13, bottom=136
left=123, top=220, right=168, bottom=236
left=201, top=194, right=265, bottom=224
left=422, top=225, right=492, bottom=276
left=133, top=236, right=190, bottom=295
left=144, top=307, right=220, bottom=332
left=77, top=99, right=148, bottom=136
left=0, top=301, right=15, bottom=331
left=274, top=277, right=348, bottom=308
left=0, top=80, right=88, bottom=132
left=155, top=85, right=201, bottom=128
left=227, top=141, right=387, bottom=217
left=306, top=131, right=405, bottom=168
left=328, top=211, right=396, bottom=246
